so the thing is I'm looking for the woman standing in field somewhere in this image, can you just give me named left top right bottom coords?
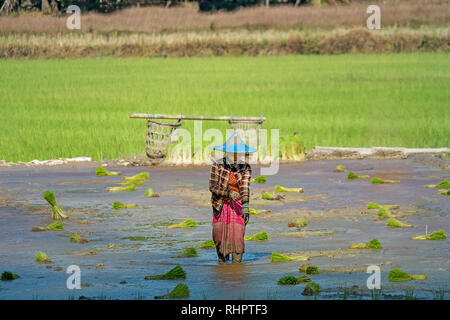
left=209, top=132, right=256, bottom=264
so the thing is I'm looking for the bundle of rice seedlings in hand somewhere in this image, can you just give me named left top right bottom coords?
left=349, top=239, right=382, bottom=249
left=154, top=283, right=190, bottom=299
left=411, top=230, right=446, bottom=240
left=35, top=251, right=52, bottom=263
left=424, top=180, right=450, bottom=188
left=251, top=176, right=267, bottom=183
left=112, top=201, right=138, bottom=210
left=107, top=184, right=135, bottom=192
left=299, top=264, right=319, bottom=275
left=388, top=269, right=427, bottom=282
left=43, top=190, right=67, bottom=220
left=124, top=172, right=149, bottom=181
left=166, top=218, right=197, bottom=229
left=371, top=177, right=399, bottom=184
left=386, top=218, right=414, bottom=228
left=271, top=252, right=309, bottom=262
left=1, top=271, right=20, bottom=281
left=96, top=166, right=121, bottom=176
left=347, top=171, right=370, bottom=180
left=176, top=247, right=198, bottom=257
left=193, top=240, right=216, bottom=249
left=144, top=188, right=160, bottom=198
left=437, top=189, right=450, bottom=196
left=244, top=231, right=269, bottom=241
left=275, top=185, right=304, bottom=193
left=333, top=165, right=345, bottom=172
left=145, top=266, right=186, bottom=280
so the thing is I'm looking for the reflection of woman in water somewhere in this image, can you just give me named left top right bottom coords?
left=209, top=132, right=255, bottom=264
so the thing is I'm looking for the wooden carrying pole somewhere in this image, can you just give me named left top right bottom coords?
left=129, top=113, right=266, bottom=122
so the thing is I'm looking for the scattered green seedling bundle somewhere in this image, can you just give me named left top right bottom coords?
left=349, top=239, right=382, bottom=249
left=262, top=192, right=283, bottom=200
left=1, top=271, right=20, bottom=281
left=244, top=231, right=269, bottom=241
left=43, top=190, right=67, bottom=220
left=69, top=233, right=88, bottom=243
left=34, top=221, right=64, bottom=232
left=251, top=176, right=267, bottom=183
left=154, top=283, right=190, bottom=299
left=35, top=251, right=52, bottom=263
left=271, top=252, right=309, bottom=262
left=145, top=188, right=160, bottom=198
left=371, top=177, right=400, bottom=184
left=107, top=185, right=135, bottom=192
left=112, top=201, right=138, bottom=209
left=347, top=171, right=370, bottom=180
left=388, top=269, right=427, bottom=282
left=176, top=247, right=198, bottom=258
left=411, top=230, right=446, bottom=240
left=386, top=218, right=414, bottom=228
left=192, top=240, right=216, bottom=249
left=166, top=219, right=197, bottom=229
left=96, top=166, right=121, bottom=176
left=302, top=282, right=321, bottom=296
left=299, top=264, right=320, bottom=275
left=277, top=275, right=311, bottom=285
left=333, top=165, right=345, bottom=172
left=275, top=185, right=304, bottom=193
left=145, top=266, right=186, bottom=280
left=423, top=180, right=450, bottom=189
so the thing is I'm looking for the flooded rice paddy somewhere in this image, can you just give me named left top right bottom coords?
left=0, top=159, right=448, bottom=300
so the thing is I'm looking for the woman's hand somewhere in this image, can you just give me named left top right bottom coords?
left=228, top=190, right=241, bottom=201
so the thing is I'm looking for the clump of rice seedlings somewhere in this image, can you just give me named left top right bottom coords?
left=96, top=166, right=121, bottom=176
left=349, top=239, right=382, bottom=249
left=144, top=188, right=160, bottom=198
left=299, top=264, right=319, bottom=275
left=367, top=201, right=380, bottom=209
left=347, top=171, right=370, bottom=180
left=249, top=208, right=261, bottom=215
left=277, top=276, right=299, bottom=285
left=107, top=184, right=135, bottom=192
left=302, top=282, right=321, bottom=296
left=251, top=176, right=267, bottom=183
left=1, top=271, right=20, bottom=281
left=386, top=218, right=414, bottom=228
left=424, top=180, right=450, bottom=188
left=262, top=192, right=274, bottom=200
left=388, top=269, right=427, bottom=282
left=124, top=172, right=149, bottom=181
left=271, top=252, right=309, bottom=262
left=193, top=240, right=215, bottom=249
left=296, top=218, right=307, bottom=227
left=377, top=207, right=393, bottom=219
left=43, top=190, right=67, bottom=220
left=333, top=165, right=345, bottom=172
left=275, top=185, right=304, bottom=193
left=166, top=218, right=197, bottom=229
left=371, top=177, right=399, bottom=184
left=368, top=202, right=399, bottom=210
left=244, top=231, right=269, bottom=241
left=35, top=251, right=52, bottom=263
left=112, top=201, right=138, bottom=210
left=38, top=221, right=63, bottom=231
left=116, top=178, right=144, bottom=186
left=69, top=233, right=89, bottom=243
left=176, top=247, right=198, bottom=258
left=154, top=283, right=190, bottom=299
left=145, top=266, right=186, bottom=280
left=437, top=189, right=450, bottom=196
left=411, top=230, right=446, bottom=240
left=279, top=133, right=305, bottom=160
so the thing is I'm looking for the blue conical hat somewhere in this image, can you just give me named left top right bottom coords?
left=213, top=131, right=257, bottom=153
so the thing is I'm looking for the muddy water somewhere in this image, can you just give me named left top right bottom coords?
left=0, top=160, right=448, bottom=300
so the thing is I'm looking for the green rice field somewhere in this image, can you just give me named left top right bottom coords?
left=0, top=53, right=448, bottom=162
